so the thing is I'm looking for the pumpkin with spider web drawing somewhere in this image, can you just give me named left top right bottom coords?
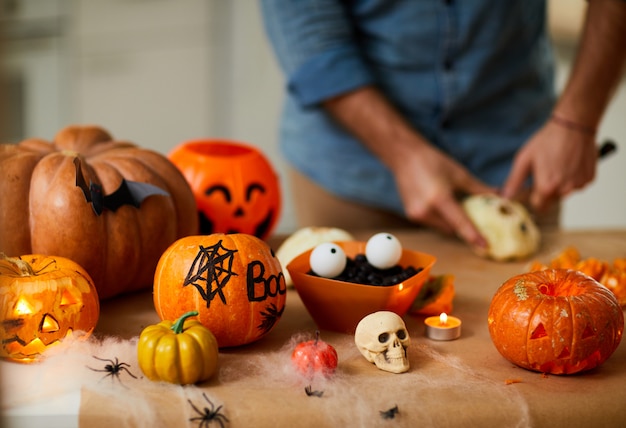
left=153, top=233, right=286, bottom=348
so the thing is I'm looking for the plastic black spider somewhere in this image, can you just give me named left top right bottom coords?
left=304, top=385, right=324, bottom=397
left=87, top=355, right=137, bottom=386
left=380, top=405, right=399, bottom=420
left=188, top=392, right=229, bottom=428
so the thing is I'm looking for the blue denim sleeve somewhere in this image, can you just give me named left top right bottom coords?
left=260, top=0, right=375, bottom=107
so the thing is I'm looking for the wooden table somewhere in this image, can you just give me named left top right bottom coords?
left=3, top=229, right=626, bottom=427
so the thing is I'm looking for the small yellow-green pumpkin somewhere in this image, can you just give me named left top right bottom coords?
left=137, top=311, right=218, bottom=384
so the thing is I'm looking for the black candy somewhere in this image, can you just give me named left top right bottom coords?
left=307, top=253, right=422, bottom=286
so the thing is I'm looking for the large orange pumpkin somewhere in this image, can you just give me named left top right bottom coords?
left=488, top=269, right=624, bottom=375
left=168, top=140, right=281, bottom=240
left=0, top=126, right=198, bottom=299
left=0, top=254, right=100, bottom=363
left=153, top=233, right=286, bottom=347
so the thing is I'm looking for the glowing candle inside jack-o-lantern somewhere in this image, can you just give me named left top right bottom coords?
left=14, top=297, right=34, bottom=316
left=0, top=254, right=100, bottom=363
left=168, top=140, right=282, bottom=240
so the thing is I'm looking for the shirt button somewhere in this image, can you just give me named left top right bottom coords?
left=444, top=59, right=453, bottom=71
left=441, top=119, right=451, bottom=129
left=444, top=0, right=453, bottom=5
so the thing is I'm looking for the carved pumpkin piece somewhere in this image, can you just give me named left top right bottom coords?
left=529, top=246, right=626, bottom=306
left=168, top=140, right=281, bottom=240
left=0, top=254, right=100, bottom=362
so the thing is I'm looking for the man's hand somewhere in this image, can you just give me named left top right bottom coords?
left=393, top=141, right=494, bottom=249
left=502, top=120, right=597, bottom=212
left=503, top=0, right=626, bottom=211
left=324, top=86, right=494, bottom=249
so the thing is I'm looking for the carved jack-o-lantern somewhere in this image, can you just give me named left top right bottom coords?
left=488, top=269, right=624, bottom=374
left=0, top=254, right=100, bottom=362
left=168, top=140, right=281, bottom=239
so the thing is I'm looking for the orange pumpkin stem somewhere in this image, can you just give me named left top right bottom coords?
left=171, top=311, right=199, bottom=334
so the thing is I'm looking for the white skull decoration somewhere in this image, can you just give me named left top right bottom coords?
left=354, top=311, right=410, bottom=374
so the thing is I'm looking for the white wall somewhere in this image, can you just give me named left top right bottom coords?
left=560, top=73, right=626, bottom=230
left=550, top=1, right=626, bottom=229
left=62, top=1, right=626, bottom=233
left=69, top=0, right=216, bottom=150
left=67, top=0, right=296, bottom=234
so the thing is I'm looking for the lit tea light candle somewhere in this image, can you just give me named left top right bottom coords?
left=424, top=312, right=462, bottom=341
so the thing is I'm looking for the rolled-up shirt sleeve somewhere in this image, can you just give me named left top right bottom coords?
left=261, top=0, right=375, bottom=107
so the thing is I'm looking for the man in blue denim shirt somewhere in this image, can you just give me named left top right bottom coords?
left=261, top=0, right=626, bottom=250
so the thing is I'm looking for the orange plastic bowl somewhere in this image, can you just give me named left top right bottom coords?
left=287, top=241, right=436, bottom=333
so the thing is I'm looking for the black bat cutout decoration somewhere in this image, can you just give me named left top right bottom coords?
left=74, top=157, right=170, bottom=216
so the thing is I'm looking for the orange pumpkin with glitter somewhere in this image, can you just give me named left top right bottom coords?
left=488, top=269, right=623, bottom=375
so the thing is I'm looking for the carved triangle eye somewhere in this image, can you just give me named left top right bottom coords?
left=39, top=314, right=60, bottom=333
left=581, top=324, right=595, bottom=339
left=14, top=297, right=34, bottom=315
left=60, top=288, right=80, bottom=307
left=530, top=323, right=547, bottom=339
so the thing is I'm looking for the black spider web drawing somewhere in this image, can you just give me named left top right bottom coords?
left=184, top=241, right=238, bottom=308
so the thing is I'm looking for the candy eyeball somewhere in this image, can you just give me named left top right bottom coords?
left=366, top=233, right=402, bottom=269
left=309, top=242, right=347, bottom=278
